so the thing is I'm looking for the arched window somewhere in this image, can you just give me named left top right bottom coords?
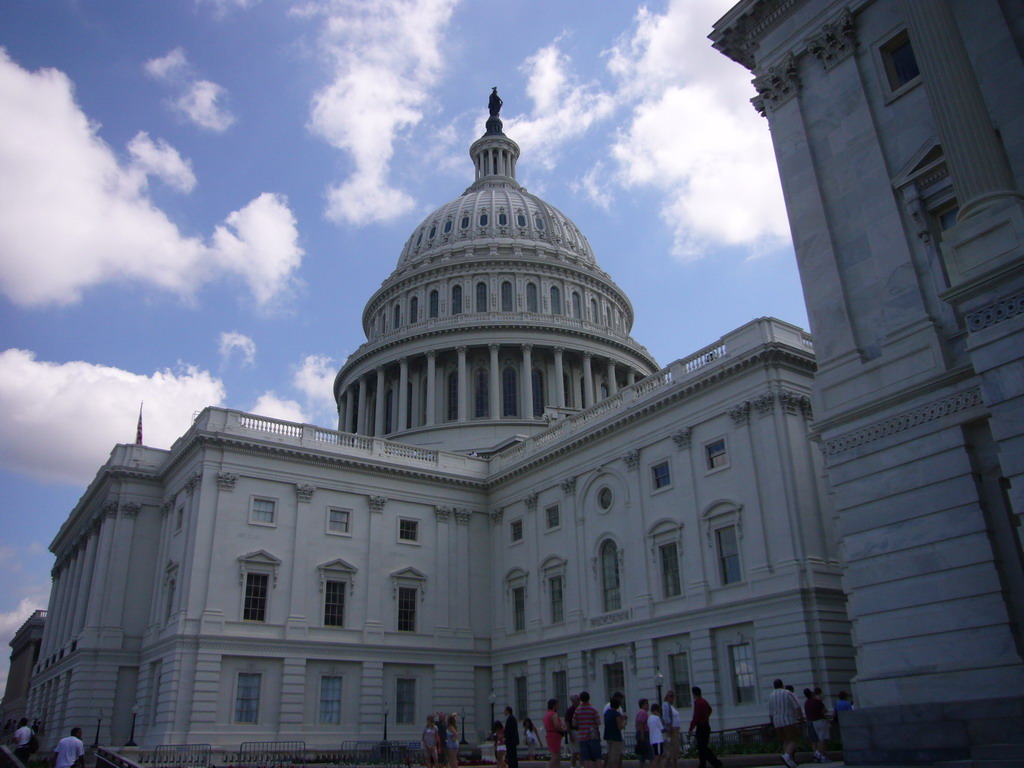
left=461, top=215, right=470, bottom=229
left=532, top=369, right=544, bottom=417
left=604, top=307, right=611, bottom=327
left=384, top=389, right=394, bottom=435
left=526, top=283, right=538, bottom=313
left=501, top=281, right=513, bottom=312
left=409, top=296, right=419, bottom=324
left=474, top=368, right=489, bottom=418
left=502, top=367, right=518, bottom=417
left=572, top=291, right=582, bottom=319
left=591, top=299, right=598, bottom=322
left=535, top=215, right=545, bottom=230
left=550, top=286, right=562, bottom=315
left=428, top=224, right=436, bottom=239
left=447, top=372, right=459, bottom=421
left=451, top=285, right=463, bottom=315
left=479, top=212, right=489, bottom=226
left=476, top=282, right=488, bottom=312
left=517, top=213, right=527, bottom=227
left=443, top=220, right=453, bottom=234
left=600, top=540, right=621, bottom=612
left=498, top=212, right=508, bottom=226
left=429, top=290, right=439, bottom=319
left=393, top=305, right=401, bottom=329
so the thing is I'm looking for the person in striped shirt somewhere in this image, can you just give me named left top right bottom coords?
left=571, top=691, right=602, bottom=768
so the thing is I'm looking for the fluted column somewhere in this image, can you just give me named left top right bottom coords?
left=583, top=353, right=595, bottom=408
left=344, top=387, right=354, bottom=433
left=626, top=369, right=636, bottom=386
left=374, top=366, right=385, bottom=436
left=357, top=376, right=368, bottom=435
left=426, top=351, right=437, bottom=426
left=72, top=531, right=98, bottom=635
left=522, top=344, right=534, bottom=418
left=489, top=344, right=500, bottom=418
left=902, top=0, right=1022, bottom=220
left=606, top=359, right=618, bottom=396
left=457, top=346, right=468, bottom=421
left=398, top=357, right=409, bottom=431
left=554, top=348, right=566, bottom=408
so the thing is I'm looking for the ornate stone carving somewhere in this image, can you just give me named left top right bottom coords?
left=102, top=499, right=119, bottom=517
left=589, top=609, right=631, bottom=627
left=560, top=477, right=576, bottom=496
left=729, top=401, right=752, bottom=425
left=368, top=495, right=388, bottom=512
left=752, top=53, right=800, bottom=113
left=966, top=290, right=1024, bottom=333
left=622, top=449, right=640, bottom=469
left=524, top=492, right=538, bottom=511
left=671, top=428, right=692, bottom=449
left=120, top=501, right=141, bottom=518
left=295, top=483, right=316, bottom=501
left=807, top=9, right=856, bottom=71
left=752, top=391, right=775, bottom=415
left=160, top=500, right=174, bottom=516
left=217, top=472, right=238, bottom=491
left=825, top=387, right=982, bottom=456
left=778, top=389, right=813, bottom=418
left=185, top=471, right=202, bottom=495
left=435, top=505, right=452, bottom=522
left=490, top=507, right=504, bottom=523
left=454, top=508, right=472, bottom=525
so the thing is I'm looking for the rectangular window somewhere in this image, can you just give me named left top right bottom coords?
left=398, top=586, right=417, bottom=632
left=729, top=643, right=756, bottom=704
left=243, top=572, right=268, bottom=622
left=669, top=653, right=691, bottom=707
left=175, top=507, right=184, bottom=532
left=319, top=676, right=342, bottom=724
left=549, top=575, right=564, bottom=624
left=652, top=461, right=671, bottom=489
left=881, top=29, right=920, bottom=90
left=396, top=678, right=416, bottom=724
left=659, top=542, right=682, bottom=598
left=327, top=508, right=350, bottom=535
left=706, top=439, right=727, bottom=470
left=510, top=519, right=523, bottom=542
left=399, top=518, right=419, bottom=542
left=514, top=675, right=528, bottom=720
left=545, top=505, right=560, bottom=529
left=512, top=585, right=526, bottom=632
left=552, top=670, right=567, bottom=712
left=251, top=498, right=276, bottom=525
left=604, top=662, right=625, bottom=704
left=717, top=526, right=742, bottom=584
left=165, top=579, right=176, bottom=621
left=235, top=672, right=261, bottom=723
left=324, top=580, right=346, bottom=627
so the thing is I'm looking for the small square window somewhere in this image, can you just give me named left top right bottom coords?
left=398, top=519, right=419, bottom=543
left=652, top=461, right=671, bottom=489
left=510, top=519, right=523, bottom=542
left=545, top=505, right=560, bottom=530
left=327, top=508, right=351, bottom=535
left=881, top=29, right=920, bottom=91
left=706, top=439, right=728, bottom=471
left=250, top=498, right=276, bottom=525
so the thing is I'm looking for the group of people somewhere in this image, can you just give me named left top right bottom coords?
left=10, top=719, right=84, bottom=768
left=768, top=680, right=852, bottom=767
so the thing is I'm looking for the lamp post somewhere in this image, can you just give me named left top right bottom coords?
left=91, top=710, right=104, bottom=748
left=460, top=709, right=468, bottom=745
left=654, top=668, right=664, bottom=711
left=489, top=690, right=496, bottom=730
left=383, top=700, right=390, bottom=742
left=125, top=705, right=140, bottom=747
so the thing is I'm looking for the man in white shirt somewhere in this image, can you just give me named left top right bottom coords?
left=767, top=680, right=803, bottom=768
left=53, top=727, right=85, bottom=768
left=14, top=718, right=33, bottom=764
left=661, top=691, right=681, bottom=768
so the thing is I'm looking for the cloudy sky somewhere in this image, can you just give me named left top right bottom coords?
left=0, top=0, right=807, bottom=691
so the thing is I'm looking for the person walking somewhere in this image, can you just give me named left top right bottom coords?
left=53, top=728, right=85, bottom=768
left=661, top=691, right=681, bottom=768
left=423, top=714, right=439, bottom=768
left=687, top=687, right=723, bottom=768
left=523, top=718, right=541, bottom=759
left=494, top=721, right=508, bottom=768
left=565, top=694, right=581, bottom=768
left=445, top=714, right=460, bottom=768
left=13, top=718, right=33, bottom=765
left=543, top=699, right=566, bottom=768
left=768, top=679, right=804, bottom=768
left=572, top=692, right=602, bottom=768
left=648, top=703, right=665, bottom=768
left=601, top=692, right=625, bottom=768
left=634, top=699, right=653, bottom=768
left=804, top=688, right=830, bottom=763
left=505, top=706, right=520, bottom=768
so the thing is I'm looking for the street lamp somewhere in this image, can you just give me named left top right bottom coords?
left=91, top=710, right=105, bottom=748
left=125, top=705, right=140, bottom=747
left=382, top=700, right=390, bottom=742
left=459, top=709, right=468, bottom=745
left=654, top=668, right=665, bottom=711
left=489, top=690, right=497, bottom=730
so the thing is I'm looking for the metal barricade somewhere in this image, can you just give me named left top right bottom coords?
left=238, top=741, right=306, bottom=767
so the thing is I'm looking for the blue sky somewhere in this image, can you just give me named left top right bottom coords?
left=0, top=0, right=807, bottom=689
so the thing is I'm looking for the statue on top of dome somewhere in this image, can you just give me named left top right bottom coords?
left=488, top=87, right=503, bottom=118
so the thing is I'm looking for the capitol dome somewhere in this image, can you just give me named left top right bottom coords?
left=334, top=93, right=659, bottom=452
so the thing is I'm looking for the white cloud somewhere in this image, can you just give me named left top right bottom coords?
left=0, top=50, right=303, bottom=307
left=571, top=161, right=614, bottom=211
left=0, top=592, right=49, bottom=693
left=604, top=0, right=789, bottom=257
left=144, top=48, right=235, bottom=132
left=127, top=131, right=196, bottom=193
left=304, top=0, right=459, bottom=225
left=219, top=332, right=257, bottom=367
left=505, top=42, right=617, bottom=170
left=292, top=353, right=337, bottom=419
left=250, top=392, right=308, bottom=423
left=0, top=349, right=225, bottom=486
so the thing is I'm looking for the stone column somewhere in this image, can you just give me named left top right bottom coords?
left=489, top=344, right=500, bottom=418
left=606, top=359, right=618, bottom=396
left=72, top=530, right=98, bottom=636
left=357, top=376, right=368, bottom=435
left=344, top=387, right=354, bottom=433
left=626, top=368, right=636, bottom=386
left=554, top=348, right=565, bottom=408
left=582, top=353, right=594, bottom=408
left=374, top=366, right=385, bottom=436
left=522, top=344, right=534, bottom=418
left=398, top=357, right=409, bottom=432
left=426, top=351, right=437, bottom=426
left=457, top=346, right=468, bottom=422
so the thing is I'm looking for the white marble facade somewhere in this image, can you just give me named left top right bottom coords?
left=27, top=111, right=852, bottom=749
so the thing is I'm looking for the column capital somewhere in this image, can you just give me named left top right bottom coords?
left=489, top=343, right=500, bottom=353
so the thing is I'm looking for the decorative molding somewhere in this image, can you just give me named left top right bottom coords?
left=752, top=391, right=775, bottom=415
left=589, top=609, right=631, bottom=627
left=368, top=495, right=388, bottom=512
left=185, top=471, right=202, bottom=495
left=807, top=9, right=856, bottom=71
left=560, top=477, right=576, bottom=496
left=295, top=483, right=316, bottom=501
left=102, top=500, right=119, bottom=517
left=524, top=492, right=538, bottom=511
left=120, top=501, right=141, bottom=518
left=160, top=500, right=174, bottom=516
left=729, top=401, right=752, bottom=425
left=622, top=449, right=640, bottom=469
left=434, top=505, right=452, bottom=522
left=825, top=387, right=983, bottom=456
left=966, top=291, right=1024, bottom=333
left=490, top=507, right=504, bottom=524
left=778, top=389, right=813, bottom=418
left=217, top=472, right=238, bottom=491
left=454, top=508, right=472, bottom=525
left=751, top=53, right=800, bottom=114
left=671, top=428, right=691, bottom=449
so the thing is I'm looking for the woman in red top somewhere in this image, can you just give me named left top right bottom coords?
left=543, top=699, right=565, bottom=768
